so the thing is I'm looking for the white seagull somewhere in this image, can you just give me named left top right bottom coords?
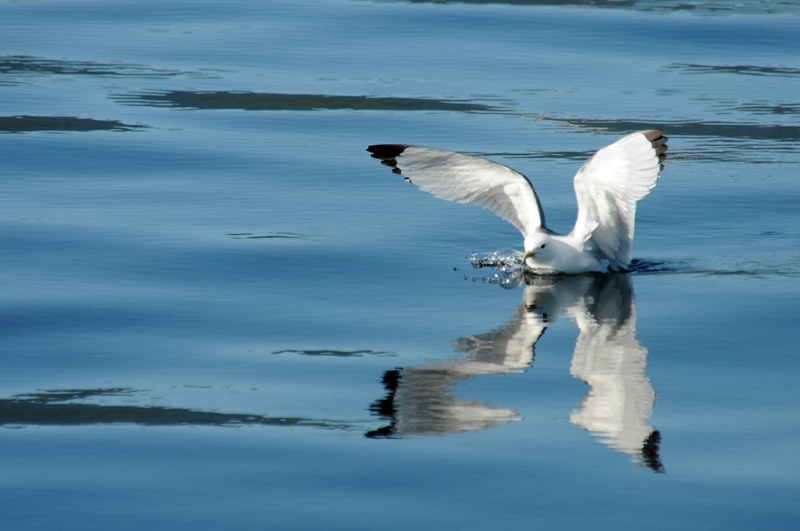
left=368, top=130, right=667, bottom=274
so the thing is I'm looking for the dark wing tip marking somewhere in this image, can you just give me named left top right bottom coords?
left=368, top=144, right=410, bottom=177
left=643, top=129, right=664, bottom=142
left=367, top=144, right=409, bottom=159
left=643, top=130, right=668, bottom=170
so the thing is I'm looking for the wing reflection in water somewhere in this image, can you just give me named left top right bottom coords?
left=366, top=293, right=550, bottom=438
left=562, top=275, right=663, bottom=472
left=367, top=274, right=663, bottom=472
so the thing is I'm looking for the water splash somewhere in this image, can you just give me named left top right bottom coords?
left=469, top=250, right=527, bottom=288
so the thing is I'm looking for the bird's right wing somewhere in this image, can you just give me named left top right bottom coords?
left=368, top=145, right=546, bottom=237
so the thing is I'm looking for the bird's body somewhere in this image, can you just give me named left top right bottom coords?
left=522, top=233, right=605, bottom=275
left=368, top=130, right=667, bottom=274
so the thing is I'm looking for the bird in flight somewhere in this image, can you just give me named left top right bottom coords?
left=368, top=130, right=667, bottom=274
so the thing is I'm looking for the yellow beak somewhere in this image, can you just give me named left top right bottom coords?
left=522, top=250, right=535, bottom=262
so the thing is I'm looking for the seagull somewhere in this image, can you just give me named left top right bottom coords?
left=368, top=130, right=667, bottom=274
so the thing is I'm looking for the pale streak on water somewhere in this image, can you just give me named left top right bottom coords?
left=1, top=0, right=799, bottom=529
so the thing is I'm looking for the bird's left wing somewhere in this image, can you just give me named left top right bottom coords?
left=569, top=130, right=667, bottom=269
left=368, top=145, right=546, bottom=237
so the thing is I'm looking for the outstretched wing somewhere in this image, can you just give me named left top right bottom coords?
left=569, top=130, right=667, bottom=268
left=367, top=145, right=546, bottom=238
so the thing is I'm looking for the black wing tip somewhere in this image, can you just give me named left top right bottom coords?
left=642, top=130, right=668, bottom=168
left=643, top=129, right=665, bottom=141
left=641, top=430, right=665, bottom=473
left=367, top=144, right=409, bottom=160
left=368, top=144, right=411, bottom=177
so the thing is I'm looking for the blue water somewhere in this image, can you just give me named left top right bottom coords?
left=2, top=1, right=800, bottom=529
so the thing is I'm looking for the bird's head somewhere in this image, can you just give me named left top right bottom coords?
left=522, top=233, right=555, bottom=268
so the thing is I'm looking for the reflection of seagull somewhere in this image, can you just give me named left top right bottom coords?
left=366, top=277, right=584, bottom=438
left=367, top=295, right=549, bottom=438
left=366, top=365, right=520, bottom=438
left=368, top=131, right=667, bottom=274
left=564, top=275, right=664, bottom=472
left=367, top=275, right=663, bottom=472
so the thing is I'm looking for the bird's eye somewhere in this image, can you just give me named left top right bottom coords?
left=540, top=244, right=546, bottom=249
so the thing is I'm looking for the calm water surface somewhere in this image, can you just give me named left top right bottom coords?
left=1, top=0, right=799, bottom=529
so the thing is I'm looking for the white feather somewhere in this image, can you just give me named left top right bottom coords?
left=380, top=146, right=545, bottom=238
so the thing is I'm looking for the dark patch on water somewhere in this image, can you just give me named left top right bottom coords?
left=665, top=140, right=800, bottom=164
left=0, top=55, right=211, bottom=79
left=228, top=232, right=302, bottom=240
left=0, top=388, right=355, bottom=429
left=11, top=388, right=137, bottom=404
left=667, top=63, right=800, bottom=77
left=112, top=90, right=501, bottom=112
left=273, top=349, right=396, bottom=357
left=732, top=102, right=800, bottom=116
left=549, top=117, right=800, bottom=142
left=472, top=150, right=596, bottom=161
left=390, top=0, right=636, bottom=5
left=0, top=115, right=148, bottom=134
left=372, top=0, right=800, bottom=13
left=226, top=231, right=325, bottom=241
